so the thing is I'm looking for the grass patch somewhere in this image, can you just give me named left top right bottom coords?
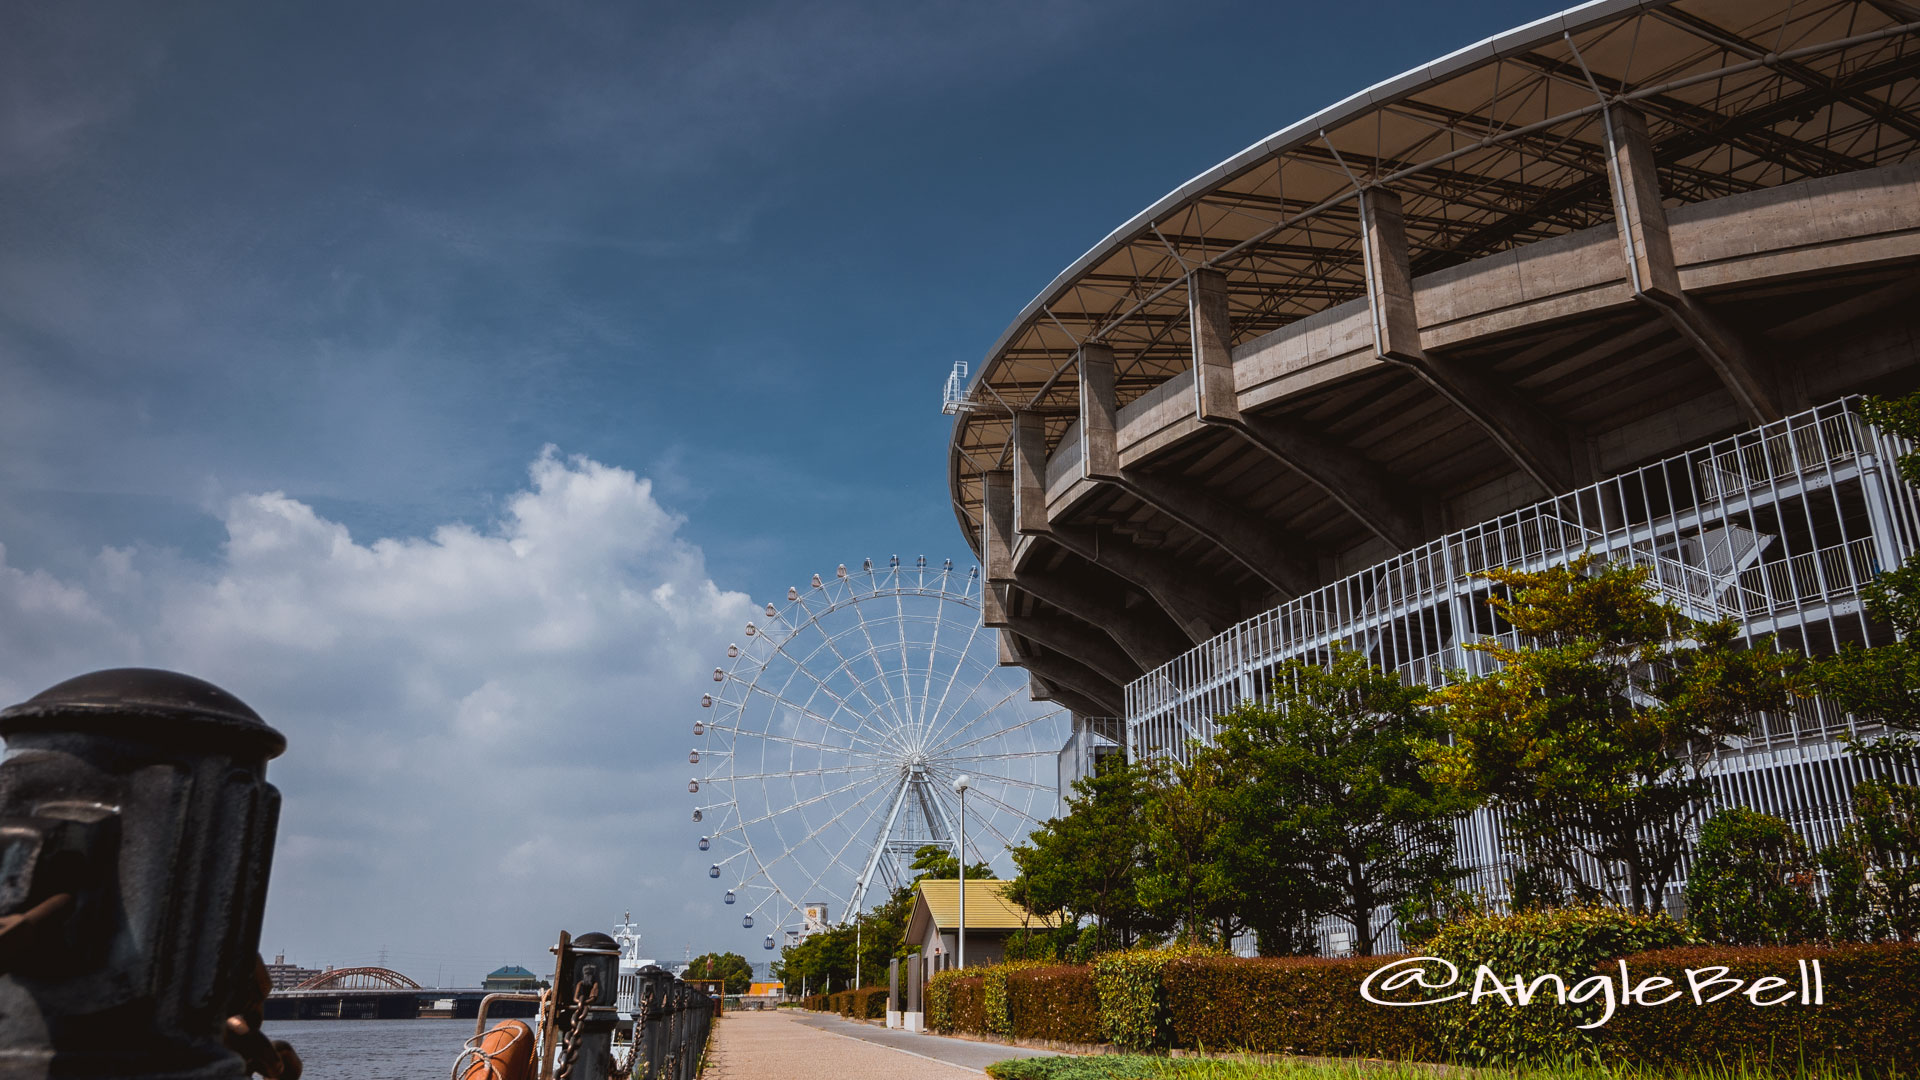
left=983, top=1055, right=1904, bottom=1080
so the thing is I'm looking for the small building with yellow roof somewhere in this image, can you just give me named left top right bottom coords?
left=903, top=879, right=1058, bottom=969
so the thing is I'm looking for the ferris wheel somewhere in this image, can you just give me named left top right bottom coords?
left=690, top=556, right=1068, bottom=948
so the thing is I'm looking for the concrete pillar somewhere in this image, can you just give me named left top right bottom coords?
left=1078, top=344, right=1121, bottom=482
left=1013, top=410, right=1052, bottom=536
left=1606, top=106, right=1783, bottom=424
left=982, top=469, right=1015, bottom=585
left=1360, top=186, right=1575, bottom=493
left=980, top=581, right=1011, bottom=628
left=1190, top=268, right=1239, bottom=423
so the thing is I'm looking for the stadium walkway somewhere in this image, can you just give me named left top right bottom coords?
left=704, top=1008, right=1058, bottom=1078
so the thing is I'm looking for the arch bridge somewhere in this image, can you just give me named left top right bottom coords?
left=289, top=966, right=422, bottom=991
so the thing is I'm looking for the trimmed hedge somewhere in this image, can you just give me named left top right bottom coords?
left=1091, top=945, right=1221, bottom=1049
left=951, top=974, right=987, bottom=1033
left=837, top=986, right=886, bottom=1019
left=1162, top=955, right=1437, bottom=1060
left=1599, top=943, right=1920, bottom=1073
left=1006, top=964, right=1104, bottom=1045
left=800, top=988, right=884, bottom=1018
left=1423, top=904, right=1692, bottom=1064
left=928, top=969, right=988, bottom=1034
left=983, top=961, right=1049, bottom=1035
left=908, top=936, right=1920, bottom=1073
left=926, top=969, right=958, bottom=1031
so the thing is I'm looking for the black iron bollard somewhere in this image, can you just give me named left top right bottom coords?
left=0, top=668, right=285, bottom=1079
left=633, top=966, right=671, bottom=1080
left=557, top=932, right=621, bottom=1080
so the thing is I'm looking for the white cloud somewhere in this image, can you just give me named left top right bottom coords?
left=0, top=447, right=751, bottom=982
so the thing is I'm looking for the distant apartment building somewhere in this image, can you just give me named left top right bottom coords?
left=264, top=954, right=322, bottom=991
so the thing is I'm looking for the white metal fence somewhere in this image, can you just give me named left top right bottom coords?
left=1119, top=397, right=1919, bottom=952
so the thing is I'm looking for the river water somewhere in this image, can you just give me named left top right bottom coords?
left=261, top=1019, right=477, bottom=1080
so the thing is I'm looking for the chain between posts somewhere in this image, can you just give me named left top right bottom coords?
left=614, top=995, right=650, bottom=1079
left=553, top=978, right=599, bottom=1080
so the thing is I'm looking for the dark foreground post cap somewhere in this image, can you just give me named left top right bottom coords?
left=0, top=667, right=286, bottom=758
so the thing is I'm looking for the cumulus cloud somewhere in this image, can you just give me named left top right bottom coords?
left=0, top=447, right=751, bottom=982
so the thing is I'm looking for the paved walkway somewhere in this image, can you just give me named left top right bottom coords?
left=705, top=1009, right=1058, bottom=1078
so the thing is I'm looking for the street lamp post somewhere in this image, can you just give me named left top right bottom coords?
left=954, top=774, right=971, bottom=969
left=855, top=920, right=862, bottom=989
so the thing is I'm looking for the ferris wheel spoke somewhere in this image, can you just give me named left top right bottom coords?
left=733, top=681, right=892, bottom=756
left=922, top=602, right=982, bottom=734
left=931, top=702, right=1055, bottom=758
left=723, top=761, right=892, bottom=783
left=710, top=774, right=886, bottom=837
left=799, top=775, right=908, bottom=917
left=788, top=592, right=913, bottom=733
left=743, top=634, right=898, bottom=749
left=941, top=749, right=1059, bottom=762
left=746, top=773, right=900, bottom=887
left=843, top=585, right=917, bottom=734
left=915, top=584, right=943, bottom=732
left=714, top=724, right=884, bottom=762
left=894, top=585, right=915, bottom=736
left=944, top=779, right=1043, bottom=843
left=922, top=673, right=1027, bottom=753
left=928, top=780, right=1025, bottom=861
left=930, top=762, right=1053, bottom=794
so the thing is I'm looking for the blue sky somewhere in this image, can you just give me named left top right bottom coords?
left=1, top=0, right=1548, bottom=982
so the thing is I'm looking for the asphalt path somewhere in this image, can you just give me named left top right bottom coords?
left=768, top=1006, right=1059, bottom=1068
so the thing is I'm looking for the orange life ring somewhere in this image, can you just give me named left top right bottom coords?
left=459, top=1019, right=535, bottom=1080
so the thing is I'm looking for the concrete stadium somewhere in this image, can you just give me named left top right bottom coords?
left=942, top=0, right=1920, bottom=937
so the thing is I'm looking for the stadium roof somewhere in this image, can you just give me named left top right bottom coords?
left=948, top=0, right=1920, bottom=540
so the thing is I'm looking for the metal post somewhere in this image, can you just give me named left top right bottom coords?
left=953, top=774, right=971, bottom=969
left=0, top=668, right=290, bottom=1080
left=855, top=920, right=862, bottom=989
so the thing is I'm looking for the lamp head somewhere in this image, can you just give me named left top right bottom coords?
left=953, top=774, right=971, bottom=793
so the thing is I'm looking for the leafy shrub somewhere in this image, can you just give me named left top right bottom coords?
left=926, top=969, right=959, bottom=1031
left=1423, top=904, right=1691, bottom=1064
left=928, top=969, right=987, bottom=1033
left=983, top=961, right=1048, bottom=1035
left=831, top=986, right=886, bottom=1019
left=1823, top=779, right=1920, bottom=944
left=1004, top=964, right=1103, bottom=1044
left=950, top=974, right=987, bottom=1033
left=1686, top=808, right=1822, bottom=945
left=1599, top=943, right=1920, bottom=1072
left=1091, top=944, right=1220, bottom=1049
left=1161, top=955, right=1437, bottom=1059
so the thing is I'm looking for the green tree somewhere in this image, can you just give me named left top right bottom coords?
left=1213, top=649, right=1465, bottom=956
left=1423, top=557, right=1799, bottom=913
left=1008, top=759, right=1164, bottom=953
left=1137, top=750, right=1243, bottom=946
left=1822, top=779, right=1920, bottom=942
left=1819, top=392, right=1920, bottom=759
left=1806, top=392, right=1920, bottom=942
left=908, top=843, right=994, bottom=882
left=1684, top=808, right=1821, bottom=944
left=772, top=922, right=853, bottom=994
left=684, top=951, right=753, bottom=995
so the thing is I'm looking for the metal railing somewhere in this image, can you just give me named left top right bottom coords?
left=1119, top=398, right=1918, bottom=949
left=1126, top=398, right=1898, bottom=758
